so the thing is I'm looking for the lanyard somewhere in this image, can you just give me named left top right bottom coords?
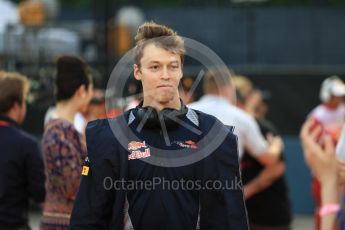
left=0, top=121, right=11, bottom=127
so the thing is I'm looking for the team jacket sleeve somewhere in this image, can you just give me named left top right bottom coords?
left=199, top=127, right=249, bottom=230
left=69, top=120, right=121, bottom=230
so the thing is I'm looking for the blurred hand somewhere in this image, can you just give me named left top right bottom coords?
left=300, top=119, right=338, bottom=184
left=266, top=133, right=284, bottom=153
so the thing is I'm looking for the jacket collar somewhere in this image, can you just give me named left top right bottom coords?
left=128, top=107, right=199, bottom=127
left=0, top=115, right=19, bottom=128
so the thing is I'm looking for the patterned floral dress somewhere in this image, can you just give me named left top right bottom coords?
left=41, top=119, right=87, bottom=230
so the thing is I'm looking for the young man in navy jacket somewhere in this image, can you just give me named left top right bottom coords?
left=69, top=22, right=248, bottom=230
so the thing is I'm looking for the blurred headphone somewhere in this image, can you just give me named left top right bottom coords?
left=320, top=75, right=341, bottom=103
left=135, top=100, right=188, bottom=129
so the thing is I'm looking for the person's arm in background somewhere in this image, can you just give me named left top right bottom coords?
left=254, top=134, right=284, bottom=166
left=300, top=119, right=338, bottom=230
left=243, top=160, right=285, bottom=199
left=241, top=117, right=284, bottom=198
left=25, top=138, right=45, bottom=203
left=243, top=117, right=284, bottom=166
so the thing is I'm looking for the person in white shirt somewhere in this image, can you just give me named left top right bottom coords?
left=189, top=68, right=283, bottom=164
left=189, top=68, right=284, bottom=200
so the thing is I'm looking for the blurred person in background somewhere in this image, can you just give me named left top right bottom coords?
left=45, top=89, right=106, bottom=133
left=189, top=69, right=288, bottom=225
left=0, top=71, right=45, bottom=230
left=40, top=56, right=93, bottom=230
left=309, top=76, right=345, bottom=141
left=124, top=82, right=142, bottom=111
left=242, top=88, right=262, bottom=117
left=241, top=89, right=292, bottom=230
left=84, top=89, right=107, bottom=121
left=178, top=77, right=195, bottom=104
left=300, top=119, right=341, bottom=230
left=232, top=75, right=254, bottom=110
left=189, top=69, right=283, bottom=167
left=307, top=75, right=345, bottom=230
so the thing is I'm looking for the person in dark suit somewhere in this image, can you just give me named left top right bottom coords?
left=0, top=71, right=46, bottom=230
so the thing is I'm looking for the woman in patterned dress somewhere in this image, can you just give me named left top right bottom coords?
left=41, top=56, right=93, bottom=230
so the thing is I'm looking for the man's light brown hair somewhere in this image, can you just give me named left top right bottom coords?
left=203, top=68, right=233, bottom=94
left=0, top=71, right=30, bottom=114
left=134, top=21, right=185, bottom=67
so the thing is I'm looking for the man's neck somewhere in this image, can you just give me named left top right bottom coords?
left=4, top=110, right=19, bottom=124
left=142, top=97, right=181, bottom=111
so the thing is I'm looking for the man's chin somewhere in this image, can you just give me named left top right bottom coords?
left=156, top=95, right=174, bottom=105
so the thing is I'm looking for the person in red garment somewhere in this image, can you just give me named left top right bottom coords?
left=306, top=75, right=345, bottom=230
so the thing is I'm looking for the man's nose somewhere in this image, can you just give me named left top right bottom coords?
left=161, top=66, right=170, bottom=80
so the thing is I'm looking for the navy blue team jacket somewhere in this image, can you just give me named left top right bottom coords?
left=69, top=108, right=248, bottom=230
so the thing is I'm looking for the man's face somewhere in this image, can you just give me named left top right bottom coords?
left=134, top=43, right=183, bottom=105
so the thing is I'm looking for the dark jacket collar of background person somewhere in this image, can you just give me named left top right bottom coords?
left=0, top=114, right=19, bottom=128
left=69, top=107, right=249, bottom=230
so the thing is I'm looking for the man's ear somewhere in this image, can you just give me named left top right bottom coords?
left=133, top=64, right=142, bottom=81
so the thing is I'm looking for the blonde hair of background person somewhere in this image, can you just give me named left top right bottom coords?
left=232, top=75, right=253, bottom=109
left=0, top=71, right=30, bottom=123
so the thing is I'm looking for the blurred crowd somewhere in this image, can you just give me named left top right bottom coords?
left=1, top=51, right=345, bottom=230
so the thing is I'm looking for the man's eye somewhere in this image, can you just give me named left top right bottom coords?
left=150, top=65, right=159, bottom=70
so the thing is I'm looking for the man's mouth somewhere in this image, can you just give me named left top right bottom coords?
left=157, top=85, right=172, bottom=88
